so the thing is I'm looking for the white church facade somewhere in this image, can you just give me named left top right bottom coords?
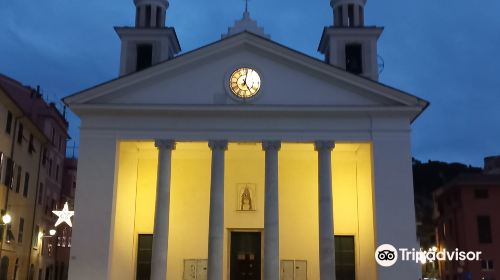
left=64, top=0, right=428, bottom=279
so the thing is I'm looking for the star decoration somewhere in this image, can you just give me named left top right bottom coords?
left=52, top=202, right=74, bottom=227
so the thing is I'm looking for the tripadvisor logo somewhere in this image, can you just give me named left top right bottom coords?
left=375, top=244, right=482, bottom=267
left=375, top=244, right=398, bottom=267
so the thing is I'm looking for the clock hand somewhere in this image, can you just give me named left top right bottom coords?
left=239, top=70, right=246, bottom=90
left=238, top=76, right=246, bottom=90
left=245, top=69, right=254, bottom=91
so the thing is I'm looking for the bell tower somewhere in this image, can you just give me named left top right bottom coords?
left=115, top=0, right=181, bottom=76
left=319, top=0, right=383, bottom=81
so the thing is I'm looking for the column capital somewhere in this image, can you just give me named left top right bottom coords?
left=315, top=141, right=335, bottom=152
left=155, top=139, right=176, bottom=150
left=262, top=141, right=281, bottom=151
left=209, top=140, right=228, bottom=151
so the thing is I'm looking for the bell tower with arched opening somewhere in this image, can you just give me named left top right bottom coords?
left=319, top=0, right=383, bottom=81
left=115, top=0, right=181, bottom=76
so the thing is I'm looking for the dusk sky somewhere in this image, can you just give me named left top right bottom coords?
left=1, top=0, right=499, bottom=167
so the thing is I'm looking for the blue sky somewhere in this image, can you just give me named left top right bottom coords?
left=1, top=0, right=499, bottom=166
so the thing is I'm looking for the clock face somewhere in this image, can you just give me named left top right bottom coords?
left=229, top=68, right=261, bottom=99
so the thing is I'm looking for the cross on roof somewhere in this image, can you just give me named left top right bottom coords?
left=244, top=0, right=250, bottom=13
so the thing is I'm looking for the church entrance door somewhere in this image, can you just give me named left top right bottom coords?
left=230, top=231, right=261, bottom=280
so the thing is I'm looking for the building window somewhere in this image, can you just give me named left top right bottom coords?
left=51, top=128, right=55, bottom=145
left=145, top=5, right=152, bottom=27
left=48, top=243, right=53, bottom=257
left=0, top=256, right=9, bottom=280
left=58, top=135, right=62, bottom=151
left=136, top=234, right=153, bottom=280
left=38, top=183, right=44, bottom=205
left=42, top=236, right=47, bottom=255
left=56, top=165, right=59, bottom=181
left=4, top=158, right=13, bottom=188
left=42, top=148, right=47, bottom=166
left=49, top=159, right=53, bottom=176
left=18, top=218, right=24, bottom=243
left=136, top=44, right=153, bottom=71
left=45, top=197, right=50, bottom=215
left=29, top=134, right=35, bottom=154
left=23, top=172, right=29, bottom=197
left=33, top=225, right=40, bottom=248
left=4, top=158, right=14, bottom=188
left=27, top=264, right=34, bottom=280
left=477, top=216, right=492, bottom=244
left=5, top=111, right=13, bottom=134
left=0, top=152, right=4, bottom=182
left=13, top=258, right=18, bottom=280
left=481, top=260, right=494, bottom=271
left=28, top=264, right=35, bottom=280
left=17, top=123, right=24, bottom=145
left=5, top=224, right=14, bottom=243
left=345, top=44, right=363, bottom=74
left=474, top=189, right=489, bottom=199
left=335, top=235, right=355, bottom=280
left=15, top=165, right=22, bottom=193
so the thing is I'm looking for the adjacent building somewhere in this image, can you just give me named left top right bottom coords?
left=0, top=74, right=75, bottom=280
left=434, top=156, right=500, bottom=280
left=64, top=0, right=428, bottom=279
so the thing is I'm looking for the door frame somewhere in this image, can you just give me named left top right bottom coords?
left=227, top=228, right=264, bottom=280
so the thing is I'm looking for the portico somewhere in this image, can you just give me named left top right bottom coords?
left=112, top=140, right=377, bottom=280
left=148, top=140, right=338, bottom=280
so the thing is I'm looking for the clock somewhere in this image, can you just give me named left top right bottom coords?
left=229, top=68, right=261, bottom=99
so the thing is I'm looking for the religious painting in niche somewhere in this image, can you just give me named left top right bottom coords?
left=237, top=183, right=256, bottom=211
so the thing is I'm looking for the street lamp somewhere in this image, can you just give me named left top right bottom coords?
left=40, top=229, right=57, bottom=238
left=1, top=214, right=11, bottom=225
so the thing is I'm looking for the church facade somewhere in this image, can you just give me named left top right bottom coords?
left=64, top=0, right=428, bottom=279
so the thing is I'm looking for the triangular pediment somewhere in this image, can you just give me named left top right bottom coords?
left=64, top=32, right=427, bottom=120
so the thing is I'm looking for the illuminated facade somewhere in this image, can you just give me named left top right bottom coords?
left=64, top=0, right=428, bottom=279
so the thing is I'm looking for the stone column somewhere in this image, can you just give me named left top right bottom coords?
left=139, top=6, right=146, bottom=27
left=207, top=140, right=228, bottom=280
left=354, top=5, right=360, bottom=26
left=151, top=140, right=176, bottom=280
left=263, top=141, right=281, bottom=280
left=342, top=4, right=349, bottom=26
left=150, top=6, right=157, bottom=27
left=315, top=141, right=336, bottom=280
